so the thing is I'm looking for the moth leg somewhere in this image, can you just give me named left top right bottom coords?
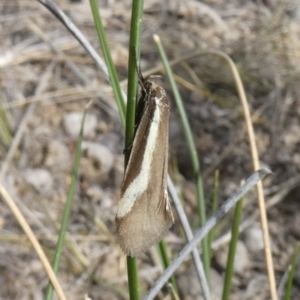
left=157, top=188, right=168, bottom=213
left=123, top=142, right=133, bottom=155
left=157, top=150, right=169, bottom=214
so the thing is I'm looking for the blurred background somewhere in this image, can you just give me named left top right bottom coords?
left=0, top=0, right=300, bottom=299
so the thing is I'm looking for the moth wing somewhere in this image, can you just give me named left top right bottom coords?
left=116, top=87, right=173, bottom=257
left=157, top=137, right=174, bottom=223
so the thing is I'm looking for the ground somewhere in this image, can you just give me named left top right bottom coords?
left=0, top=0, right=300, bottom=299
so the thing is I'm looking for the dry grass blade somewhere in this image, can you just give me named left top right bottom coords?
left=37, top=0, right=109, bottom=78
left=27, top=19, right=90, bottom=85
left=141, top=43, right=278, bottom=298
left=213, top=51, right=278, bottom=300
left=0, top=183, right=67, bottom=300
left=168, top=48, right=278, bottom=300
left=0, top=102, right=35, bottom=180
left=0, top=62, right=55, bottom=180
left=0, top=61, right=66, bottom=299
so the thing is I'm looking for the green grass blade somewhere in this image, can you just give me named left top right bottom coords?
left=208, top=170, right=219, bottom=269
left=44, top=103, right=90, bottom=300
left=89, top=0, right=126, bottom=127
left=126, top=256, right=139, bottom=300
left=88, top=1, right=142, bottom=296
left=221, top=196, right=244, bottom=300
left=125, top=0, right=144, bottom=162
left=124, top=1, right=145, bottom=299
left=284, top=242, right=300, bottom=300
left=0, top=102, right=12, bottom=152
left=153, top=34, right=210, bottom=279
left=158, top=241, right=178, bottom=295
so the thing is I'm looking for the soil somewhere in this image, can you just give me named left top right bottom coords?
left=0, top=0, right=300, bottom=299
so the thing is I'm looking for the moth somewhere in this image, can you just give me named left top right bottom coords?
left=115, top=71, right=174, bottom=257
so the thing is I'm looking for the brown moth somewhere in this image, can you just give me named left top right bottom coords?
left=115, top=72, right=174, bottom=257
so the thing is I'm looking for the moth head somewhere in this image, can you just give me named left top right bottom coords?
left=138, top=72, right=162, bottom=92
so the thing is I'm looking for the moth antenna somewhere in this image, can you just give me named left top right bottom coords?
left=137, top=70, right=148, bottom=96
left=133, top=47, right=146, bottom=92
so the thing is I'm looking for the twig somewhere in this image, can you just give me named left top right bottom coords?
left=27, top=19, right=90, bottom=85
left=37, top=0, right=108, bottom=76
left=144, top=169, right=271, bottom=300
left=37, top=0, right=127, bottom=102
left=167, top=176, right=211, bottom=300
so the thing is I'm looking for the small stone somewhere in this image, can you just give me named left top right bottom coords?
left=215, top=247, right=226, bottom=270
left=23, top=168, right=53, bottom=194
left=86, top=185, right=104, bottom=203
left=80, top=142, right=114, bottom=182
left=63, top=112, right=97, bottom=138
left=215, top=240, right=250, bottom=274
left=234, top=241, right=250, bottom=274
left=176, top=264, right=201, bottom=299
left=244, top=273, right=268, bottom=298
left=177, top=265, right=223, bottom=300
left=86, top=184, right=113, bottom=209
left=98, top=132, right=123, bottom=154
left=243, top=226, right=264, bottom=253
left=196, top=133, right=213, bottom=152
left=113, top=154, right=125, bottom=188
left=101, top=196, right=112, bottom=209
left=210, top=268, right=223, bottom=300
left=45, top=140, right=71, bottom=171
left=82, top=142, right=114, bottom=173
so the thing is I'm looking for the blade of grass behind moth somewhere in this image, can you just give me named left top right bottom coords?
left=144, top=169, right=271, bottom=300
left=89, top=0, right=126, bottom=127
left=283, top=243, right=300, bottom=300
left=124, top=1, right=145, bottom=299
left=44, top=101, right=92, bottom=300
left=158, top=240, right=178, bottom=295
left=125, top=0, right=144, bottom=157
left=153, top=34, right=210, bottom=280
left=207, top=170, right=219, bottom=270
left=221, top=189, right=244, bottom=300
